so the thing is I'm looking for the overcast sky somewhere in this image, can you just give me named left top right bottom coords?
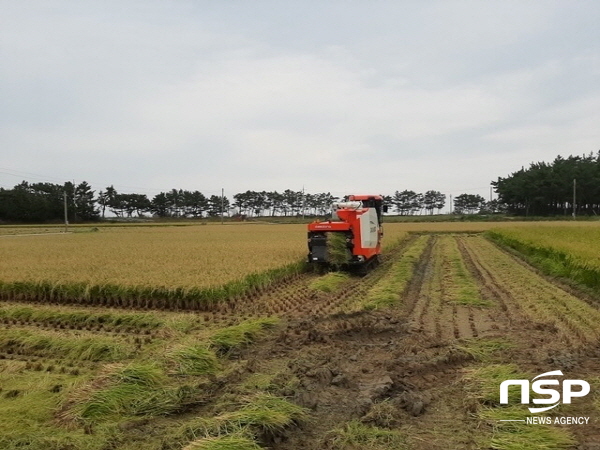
left=1, top=1, right=599, bottom=202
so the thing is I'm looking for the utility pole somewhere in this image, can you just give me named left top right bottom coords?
left=221, top=188, right=225, bottom=225
left=490, top=186, right=493, bottom=202
left=573, top=178, right=576, bottom=219
left=301, top=186, right=305, bottom=220
left=449, top=194, right=453, bottom=214
left=63, top=190, right=69, bottom=233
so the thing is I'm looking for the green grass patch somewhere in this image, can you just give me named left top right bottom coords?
left=309, top=272, right=350, bottom=292
left=486, top=229, right=600, bottom=294
left=215, top=393, right=309, bottom=435
left=0, top=427, right=100, bottom=450
left=362, top=235, right=429, bottom=310
left=73, top=363, right=194, bottom=423
left=208, top=318, right=279, bottom=353
left=0, top=364, right=96, bottom=450
left=326, top=420, right=407, bottom=449
left=463, top=364, right=530, bottom=405
left=464, top=363, right=575, bottom=450
left=177, top=394, right=307, bottom=449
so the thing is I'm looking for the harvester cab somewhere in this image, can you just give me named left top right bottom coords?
left=307, top=195, right=385, bottom=273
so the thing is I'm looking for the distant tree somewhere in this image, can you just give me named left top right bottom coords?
left=382, top=195, right=393, bottom=214
left=267, top=191, right=284, bottom=217
left=97, top=190, right=109, bottom=218
left=233, top=191, right=252, bottom=216
left=454, top=194, right=485, bottom=214
left=317, top=193, right=336, bottom=215
left=423, top=190, right=445, bottom=215
left=166, top=189, right=183, bottom=217
left=120, top=193, right=150, bottom=217
left=151, top=192, right=170, bottom=217
left=282, top=189, right=303, bottom=216
left=393, top=190, right=419, bottom=215
left=182, top=190, right=208, bottom=218
left=207, top=194, right=230, bottom=217
left=433, top=191, right=446, bottom=214
left=74, top=181, right=99, bottom=221
left=479, top=199, right=507, bottom=214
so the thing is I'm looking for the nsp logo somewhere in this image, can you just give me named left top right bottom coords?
left=500, top=370, right=590, bottom=413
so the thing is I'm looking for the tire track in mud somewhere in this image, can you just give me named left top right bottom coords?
left=461, top=235, right=600, bottom=348
left=456, top=236, right=518, bottom=320
left=404, top=235, right=502, bottom=341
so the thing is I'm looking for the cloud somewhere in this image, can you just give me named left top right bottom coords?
left=1, top=1, right=599, bottom=200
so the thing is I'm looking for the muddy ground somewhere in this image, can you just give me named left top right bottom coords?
left=223, top=234, right=600, bottom=449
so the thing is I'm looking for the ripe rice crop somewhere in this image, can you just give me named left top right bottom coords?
left=487, top=225, right=600, bottom=292
left=1, top=225, right=307, bottom=289
left=0, top=223, right=409, bottom=308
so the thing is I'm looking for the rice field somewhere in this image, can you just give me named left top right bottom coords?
left=487, top=224, right=600, bottom=293
left=0, top=220, right=574, bottom=292
left=0, top=223, right=413, bottom=308
left=3, top=220, right=600, bottom=449
left=0, top=224, right=307, bottom=288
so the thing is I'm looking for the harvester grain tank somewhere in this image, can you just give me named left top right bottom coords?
left=307, top=195, right=386, bottom=272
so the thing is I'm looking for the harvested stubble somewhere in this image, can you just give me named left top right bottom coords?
left=360, top=235, right=429, bottom=310
left=0, top=304, right=163, bottom=329
left=0, top=329, right=131, bottom=361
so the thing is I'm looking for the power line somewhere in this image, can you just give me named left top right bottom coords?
left=0, top=167, right=223, bottom=197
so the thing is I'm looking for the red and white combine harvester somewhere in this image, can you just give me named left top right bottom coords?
left=307, top=195, right=386, bottom=273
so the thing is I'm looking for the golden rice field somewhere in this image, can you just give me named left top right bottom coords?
left=2, top=221, right=600, bottom=450
left=487, top=223, right=600, bottom=294
left=0, top=223, right=412, bottom=288
left=1, top=221, right=597, bottom=290
left=1, top=220, right=599, bottom=309
left=1, top=224, right=305, bottom=288
left=488, top=225, right=600, bottom=266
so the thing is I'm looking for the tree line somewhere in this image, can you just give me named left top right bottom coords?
left=0, top=183, right=453, bottom=222
left=2, top=152, right=598, bottom=222
left=493, top=152, right=600, bottom=216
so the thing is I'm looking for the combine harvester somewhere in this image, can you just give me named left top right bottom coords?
left=307, top=195, right=386, bottom=274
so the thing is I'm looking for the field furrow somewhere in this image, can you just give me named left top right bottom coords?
left=405, top=235, right=500, bottom=341
left=463, top=235, right=600, bottom=347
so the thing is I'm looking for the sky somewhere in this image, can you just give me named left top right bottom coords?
left=1, top=1, right=599, bottom=204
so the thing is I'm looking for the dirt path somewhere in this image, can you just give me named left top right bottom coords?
left=234, top=233, right=600, bottom=449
